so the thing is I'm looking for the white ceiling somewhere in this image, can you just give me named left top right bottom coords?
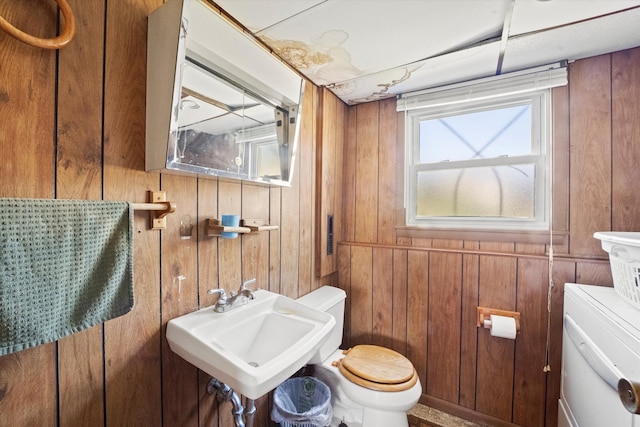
left=212, top=0, right=640, bottom=105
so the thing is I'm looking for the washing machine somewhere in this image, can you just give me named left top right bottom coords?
left=560, top=284, right=640, bottom=427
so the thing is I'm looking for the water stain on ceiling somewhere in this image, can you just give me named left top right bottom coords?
left=212, top=0, right=640, bottom=105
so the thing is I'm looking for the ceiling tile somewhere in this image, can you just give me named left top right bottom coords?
left=254, top=0, right=509, bottom=86
left=209, top=0, right=640, bottom=105
left=330, top=41, right=501, bottom=104
left=213, top=0, right=324, bottom=32
left=510, top=0, right=640, bottom=36
left=502, top=7, right=640, bottom=73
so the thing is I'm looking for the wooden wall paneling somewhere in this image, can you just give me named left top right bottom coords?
left=58, top=321, right=104, bottom=426
left=349, top=246, right=374, bottom=345
left=391, top=249, right=409, bottom=355
left=0, top=1, right=56, bottom=194
left=515, top=242, right=546, bottom=255
left=317, top=88, right=337, bottom=277
left=545, top=259, right=577, bottom=427
left=217, top=180, right=243, bottom=290
left=334, top=97, right=347, bottom=257
left=426, top=252, right=462, bottom=403
left=407, top=250, right=429, bottom=391
left=512, top=258, right=549, bottom=426
left=378, top=98, right=399, bottom=244
left=475, top=253, right=517, bottom=420
left=372, top=248, right=394, bottom=348
left=198, top=370, right=221, bottom=427
left=313, top=87, right=346, bottom=281
left=576, top=260, right=613, bottom=286
left=198, top=179, right=220, bottom=307
left=343, top=107, right=358, bottom=242
left=279, top=153, right=300, bottom=298
left=612, top=48, right=640, bottom=231
left=0, top=349, right=57, bottom=426
left=396, top=110, right=406, bottom=230
left=161, top=175, right=199, bottom=426
left=552, top=84, right=570, bottom=254
left=397, top=236, right=412, bottom=246
left=355, top=102, right=380, bottom=243
left=102, top=79, right=165, bottom=422
left=413, top=237, right=433, bottom=248
left=56, top=0, right=106, bottom=425
left=480, top=242, right=515, bottom=253
left=569, top=56, right=612, bottom=256
left=103, top=1, right=163, bottom=425
left=459, top=242, right=480, bottom=409
left=337, top=244, right=352, bottom=347
left=298, top=82, right=316, bottom=295
left=241, top=184, right=271, bottom=290
left=431, top=239, right=463, bottom=250
left=269, top=187, right=282, bottom=295
left=197, top=178, right=222, bottom=427
left=0, top=4, right=57, bottom=422
left=56, top=0, right=104, bottom=200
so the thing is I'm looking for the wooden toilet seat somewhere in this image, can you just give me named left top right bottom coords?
left=333, top=345, right=418, bottom=392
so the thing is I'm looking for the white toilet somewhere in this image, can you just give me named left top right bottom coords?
left=297, top=286, right=422, bottom=427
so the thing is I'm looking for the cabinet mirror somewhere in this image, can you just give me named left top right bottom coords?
left=146, top=0, right=304, bottom=186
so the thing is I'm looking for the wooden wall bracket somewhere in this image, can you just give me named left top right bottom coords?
left=130, top=191, right=176, bottom=230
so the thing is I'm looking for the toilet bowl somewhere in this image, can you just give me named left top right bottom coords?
left=297, top=286, right=422, bottom=427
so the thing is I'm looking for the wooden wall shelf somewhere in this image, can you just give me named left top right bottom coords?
left=205, top=218, right=278, bottom=237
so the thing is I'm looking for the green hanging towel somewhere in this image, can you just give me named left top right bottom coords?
left=0, top=198, right=134, bottom=355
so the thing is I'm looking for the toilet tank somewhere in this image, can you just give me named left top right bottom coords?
left=296, top=286, right=346, bottom=364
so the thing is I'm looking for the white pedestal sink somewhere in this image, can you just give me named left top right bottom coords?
left=166, top=289, right=335, bottom=400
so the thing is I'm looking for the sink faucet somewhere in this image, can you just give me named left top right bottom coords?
left=208, top=279, right=256, bottom=313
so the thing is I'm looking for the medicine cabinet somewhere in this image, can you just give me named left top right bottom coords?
left=146, top=0, right=304, bottom=186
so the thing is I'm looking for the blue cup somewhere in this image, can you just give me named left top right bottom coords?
left=221, top=214, right=240, bottom=239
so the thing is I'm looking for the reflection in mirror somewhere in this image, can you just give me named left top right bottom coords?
left=146, top=0, right=303, bottom=186
left=174, top=59, right=297, bottom=182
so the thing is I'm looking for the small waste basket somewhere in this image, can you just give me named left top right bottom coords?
left=271, top=376, right=333, bottom=427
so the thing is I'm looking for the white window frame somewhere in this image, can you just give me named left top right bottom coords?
left=397, top=64, right=567, bottom=231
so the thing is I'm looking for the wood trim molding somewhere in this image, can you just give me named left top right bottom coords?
left=420, top=395, right=519, bottom=427
left=396, top=226, right=568, bottom=246
left=337, top=240, right=610, bottom=263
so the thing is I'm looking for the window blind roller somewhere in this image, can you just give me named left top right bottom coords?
left=396, top=63, right=567, bottom=112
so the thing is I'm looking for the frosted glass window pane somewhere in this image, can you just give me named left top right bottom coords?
left=405, top=85, right=551, bottom=230
left=416, top=164, right=535, bottom=218
left=419, top=105, right=531, bottom=163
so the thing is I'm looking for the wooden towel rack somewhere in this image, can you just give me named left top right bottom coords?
left=132, top=191, right=176, bottom=230
left=0, top=0, right=76, bottom=49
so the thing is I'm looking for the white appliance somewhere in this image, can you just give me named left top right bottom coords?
left=560, top=283, right=640, bottom=427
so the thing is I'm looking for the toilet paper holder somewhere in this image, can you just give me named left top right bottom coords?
left=476, top=307, right=520, bottom=333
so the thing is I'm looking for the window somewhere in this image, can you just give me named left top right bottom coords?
left=398, top=65, right=567, bottom=231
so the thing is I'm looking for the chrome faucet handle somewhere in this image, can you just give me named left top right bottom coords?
left=238, top=278, right=256, bottom=299
left=240, top=278, right=256, bottom=291
left=207, top=288, right=227, bottom=303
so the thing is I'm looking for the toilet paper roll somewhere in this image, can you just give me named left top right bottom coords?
left=489, top=315, right=517, bottom=339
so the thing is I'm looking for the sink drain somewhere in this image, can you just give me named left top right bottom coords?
left=249, top=362, right=259, bottom=367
